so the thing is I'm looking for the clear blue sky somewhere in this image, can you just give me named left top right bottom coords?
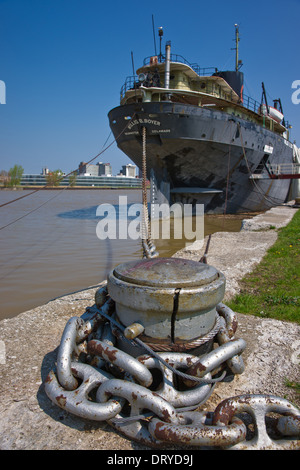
left=0, top=0, right=299, bottom=175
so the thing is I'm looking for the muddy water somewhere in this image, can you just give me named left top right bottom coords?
left=0, top=189, right=243, bottom=319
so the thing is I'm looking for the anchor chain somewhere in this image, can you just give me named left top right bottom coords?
left=45, top=286, right=300, bottom=449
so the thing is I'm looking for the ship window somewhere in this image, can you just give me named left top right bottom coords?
left=124, top=116, right=132, bottom=120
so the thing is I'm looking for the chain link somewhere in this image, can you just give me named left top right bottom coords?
left=45, top=292, right=300, bottom=449
left=148, top=411, right=247, bottom=448
left=213, top=394, right=300, bottom=450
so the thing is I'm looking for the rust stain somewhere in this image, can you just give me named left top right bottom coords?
left=55, top=394, right=67, bottom=408
left=45, top=374, right=53, bottom=384
left=153, top=422, right=185, bottom=444
left=87, top=340, right=118, bottom=362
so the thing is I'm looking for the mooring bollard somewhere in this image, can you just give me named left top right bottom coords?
left=108, top=258, right=225, bottom=347
left=45, top=257, right=300, bottom=449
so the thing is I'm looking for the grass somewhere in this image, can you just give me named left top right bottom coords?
left=227, top=209, right=300, bottom=324
left=285, top=378, right=300, bottom=394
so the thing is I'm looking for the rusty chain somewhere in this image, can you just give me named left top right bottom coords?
left=45, top=286, right=300, bottom=449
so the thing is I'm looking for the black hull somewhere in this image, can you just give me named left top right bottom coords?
left=108, top=102, right=293, bottom=214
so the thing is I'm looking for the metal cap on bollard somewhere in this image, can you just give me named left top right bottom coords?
left=107, top=258, right=225, bottom=342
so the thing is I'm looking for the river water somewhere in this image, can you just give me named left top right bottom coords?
left=0, top=189, right=243, bottom=320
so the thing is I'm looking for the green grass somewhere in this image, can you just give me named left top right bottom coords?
left=227, top=209, right=300, bottom=324
left=285, top=378, right=300, bottom=394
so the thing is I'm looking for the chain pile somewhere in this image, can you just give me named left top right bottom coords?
left=45, top=284, right=300, bottom=450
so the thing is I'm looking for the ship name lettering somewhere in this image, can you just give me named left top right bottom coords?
left=152, top=129, right=171, bottom=134
left=128, top=118, right=161, bottom=129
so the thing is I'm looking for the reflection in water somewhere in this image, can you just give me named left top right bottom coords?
left=0, top=189, right=243, bottom=319
left=58, top=205, right=99, bottom=219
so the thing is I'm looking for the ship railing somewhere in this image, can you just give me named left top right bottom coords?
left=137, top=54, right=264, bottom=115
left=251, top=162, right=300, bottom=179
left=142, top=54, right=217, bottom=77
left=120, top=76, right=140, bottom=100
left=266, top=163, right=300, bottom=175
left=242, top=94, right=261, bottom=114
left=120, top=74, right=238, bottom=101
left=120, top=75, right=264, bottom=119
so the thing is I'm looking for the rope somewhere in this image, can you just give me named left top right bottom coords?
left=0, top=114, right=136, bottom=210
left=237, top=122, right=282, bottom=206
left=141, top=126, right=159, bottom=258
left=138, top=312, right=221, bottom=352
left=223, top=143, right=231, bottom=219
left=0, top=115, right=137, bottom=231
left=199, top=234, right=212, bottom=264
left=0, top=185, right=70, bottom=231
left=141, top=126, right=150, bottom=246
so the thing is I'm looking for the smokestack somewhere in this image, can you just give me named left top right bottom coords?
left=165, top=41, right=171, bottom=90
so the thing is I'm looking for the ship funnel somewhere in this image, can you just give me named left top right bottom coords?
left=165, top=41, right=171, bottom=90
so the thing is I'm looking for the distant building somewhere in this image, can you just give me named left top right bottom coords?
left=78, top=162, right=98, bottom=176
left=98, top=162, right=112, bottom=176
left=78, top=161, right=112, bottom=177
left=120, top=164, right=136, bottom=178
left=21, top=162, right=142, bottom=189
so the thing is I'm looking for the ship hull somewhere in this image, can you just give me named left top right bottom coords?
left=108, top=102, right=293, bottom=214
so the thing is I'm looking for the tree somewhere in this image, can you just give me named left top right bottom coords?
left=0, top=170, right=9, bottom=187
left=69, top=171, right=77, bottom=187
left=46, top=169, right=63, bottom=187
left=8, top=164, right=24, bottom=187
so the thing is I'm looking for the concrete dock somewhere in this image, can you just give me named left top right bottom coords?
left=0, top=203, right=299, bottom=450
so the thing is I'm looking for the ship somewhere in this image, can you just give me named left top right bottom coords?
left=108, top=25, right=295, bottom=215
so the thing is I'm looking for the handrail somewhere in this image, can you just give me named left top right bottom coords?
left=266, top=163, right=300, bottom=175
left=253, top=163, right=300, bottom=176
left=120, top=76, right=138, bottom=100
left=119, top=75, right=281, bottom=125
left=120, top=75, right=261, bottom=114
left=143, top=53, right=217, bottom=77
left=118, top=51, right=288, bottom=126
left=241, top=94, right=261, bottom=114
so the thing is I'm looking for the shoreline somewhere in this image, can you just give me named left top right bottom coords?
left=175, top=202, right=299, bottom=301
left=0, top=202, right=299, bottom=450
left=0, top=186, right=144, bottom=191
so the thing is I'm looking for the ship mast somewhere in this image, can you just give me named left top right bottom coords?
left=234, top=24, right=242, bottom=71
